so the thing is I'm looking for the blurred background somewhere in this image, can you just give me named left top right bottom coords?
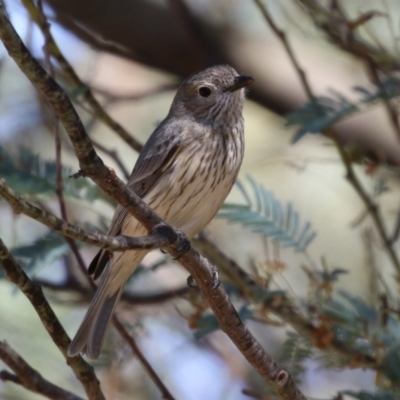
left=1, top=0, right=400, bottom=399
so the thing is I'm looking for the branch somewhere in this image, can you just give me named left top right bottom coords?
left=196, top=233, right=381, bottom=370
left=0, top=179, right=177, bottom=251
left=0, top=4, right=306, bottom=398
left=0, top=341, right=84, bottom=400
left=296, top=0, right=400, bottom=70
left=21, top=0, right=143, bottom=153
left=91, top=137, right=130, bottom=180
left=253, top=0, right=314, bottom=100
left=0, top=240, right=105, bottom=400
left=112, top=317, right=175, bottom=400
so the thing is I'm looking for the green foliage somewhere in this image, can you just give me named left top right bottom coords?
left=4, top=230, right=70, bottom=277
left=0, top=145, right=113, bottom=205
left=286, top=78, right=400, bottom=143
left=286, top=94, right=356, bottom=143
left=279, top=332, right=313, bottom=379
left=218, top=177, right=316, bottom=252
left=319, top=291, right=400, bottom=382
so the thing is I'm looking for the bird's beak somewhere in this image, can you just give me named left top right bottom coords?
left=226, top=75, right=254, bottom=92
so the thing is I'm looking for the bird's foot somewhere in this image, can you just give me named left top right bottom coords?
left=173, top=229, right=191, bottom=260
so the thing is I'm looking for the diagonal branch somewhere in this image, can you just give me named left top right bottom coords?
left=0, top=341, right=84, bottom=400
left=253, top=0, right=314, bottom=101
left=0, top=239, right=105, bottom=400
left=0, top=179, right=177, bottom=251
left=0, top=4, right=305, bottom=398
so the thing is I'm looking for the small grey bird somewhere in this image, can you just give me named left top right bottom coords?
left=68, top=65, right=253, bottom=359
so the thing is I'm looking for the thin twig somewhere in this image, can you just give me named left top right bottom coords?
left=91, top=137, right=130, bottom=180
left=34, top=276, right=189, bottom=305
left=255, top=0, right=400, bottom=278
left=253, top=0, right=314, bottom=100
left=330, top=130, right=400, bottom=276
left=112, top=317, right=176, bottom=400
left=0, top=6, right=306, bottom=398
left=390, top=210, right=400, bottom=244
left=0, top=239, right=105, bottom=400
left=93, top=83, right=178, bottom=106
left=364, top=59, right=400, bottom=142
left=0, top=341, right=84, bottom=400
left=36, top=0, right=94, bottom=304
left=21, top=0, right=143, bottom=153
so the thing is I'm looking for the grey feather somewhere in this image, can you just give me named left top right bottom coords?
left=89, top=118, right=183, bottom=279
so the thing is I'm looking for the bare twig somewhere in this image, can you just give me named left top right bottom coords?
left=390, top=210, right=400, bottom=244
left=0, top=341, right=84, bottom=400
left=0, top=5, right=306, bottom=398
left=21, top=0, right=143, bottom=153
left=0, top=239, right=105, bottom=400
left=34, top=276, right=189, bottom=305
left=330, top=131, right=400, bottom=276
left=93, top=83, right=177, bottom=106
left=253, top=0, right=314, bottom=100
left=296, top=0, right=400, bottom=70
left=370, top=66, right=400, bottom=139
left=112, top=317, right=175, bottom=400
left=91, top=137, right=130, bottom=180
left=193, top=232, right=259, bottom=290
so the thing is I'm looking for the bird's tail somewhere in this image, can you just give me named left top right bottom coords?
left=67, top=267, right=123, bottom=360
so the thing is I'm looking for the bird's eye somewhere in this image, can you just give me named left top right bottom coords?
left=199, top=87, right=211, bottom=97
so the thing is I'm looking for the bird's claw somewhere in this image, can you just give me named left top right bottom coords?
left=187, top=275, right=197, bottom=288
left=211, top=269, right=220, bottom=290
left=173, top=229, right=191, bottom=260
left=186, top=269, right=220, bottom=290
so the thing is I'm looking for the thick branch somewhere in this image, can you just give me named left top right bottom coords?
left=0, top=5, right=305, bottom=398
left=0, top=341, right=83, bottom=400
left=0, top=240, right=105, bottom=400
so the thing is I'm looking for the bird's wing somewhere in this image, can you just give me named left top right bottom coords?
left=89, top=118, right=184, bottom=279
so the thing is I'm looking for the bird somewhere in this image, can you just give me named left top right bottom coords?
left=67, top=64, right=254, bottom=359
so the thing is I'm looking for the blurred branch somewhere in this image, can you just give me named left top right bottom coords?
left=36, top=0, right=93, bottom=304
left=296, top=0, right=400, bottom=70
left=253, top=0, right=314, bottom=100
left=0, top=239, right=105, bottom=400
left=193, top=232, right=259, bottom=290
left=319, top=0, right=400, bottom=143
left=0, top=6, right=306, bottom=398
left=34, top=276, right=189, bottom=305
left=256, top=0, right=400, bottom=278
left=329, top=131, right=400, bottom=276
left=90, top=137, right=130, bottom=180
left=93, top=83, right=177, bottom=106
left=112, top=317, right=176, bottom=400
left=21, top=0, right=143, bottom=153
left=0, top=341, right=84, bottom=400
left=364, top=60, right=400, bottom=143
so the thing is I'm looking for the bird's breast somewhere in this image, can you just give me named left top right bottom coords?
left=144, top=126, right=244, bottom=238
